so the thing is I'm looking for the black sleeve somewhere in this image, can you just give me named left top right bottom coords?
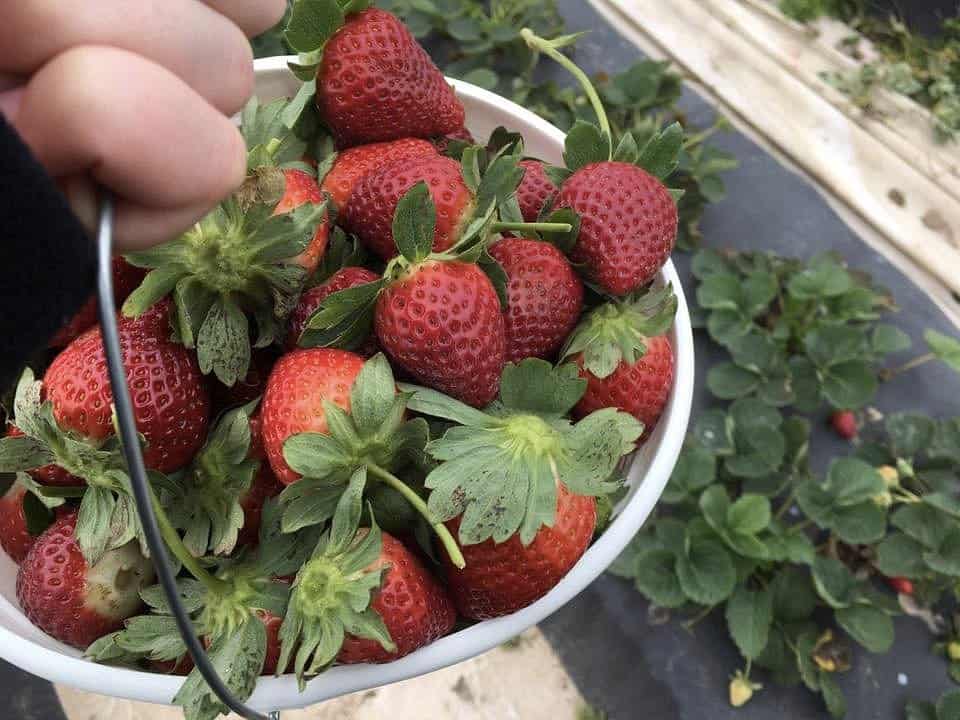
left=0, top=115, right=96, bottom=389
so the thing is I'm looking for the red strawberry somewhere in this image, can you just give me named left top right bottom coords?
left=261, top=349, right=367, bottom=485
left=320, top=138, right=438, bottom=209
left=237, top=413, right=282, bottom=548
left=375, top=260, right=506, bottom=407
left=0, top=480, right=39, bottom=563
left=345, top=155, right=475, bottom=261
left=886, top=576, right=914, bottom=596
left=256, top=608, right=284, bottom=674
left=274, top=169, right=331, bottom=275
left=831, top=410, right=858, bottom=440
left=286, top=267, right=381, bottom=352
left=211, top=351, right=275, bottom=410
left=489, top=238, right=584, bottom=362
left=558, top=162, right=677, bottom=296
left=49, top=258, right=148, bottom=348
left=338, top=532, right=455, bottom=664
left=315, top=8, right=465, bottom=148
left=6, top=425, right=79, bottom=487
left=16, top=511, right=154, bottom=648
left=573, top=334, right=675, bottom=435
left=442, top=485, right=595, bottom=619
left=44, top=301, right=211, bottom=473
left=515, top=160, right=558, bottom=223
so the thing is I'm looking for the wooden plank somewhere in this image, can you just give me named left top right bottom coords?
left=57, top=628, right=587, bottom=720
left=597, top=0, right=960, bottom=297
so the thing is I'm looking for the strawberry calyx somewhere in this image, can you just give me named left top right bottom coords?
left=560, top=284, right=678, bottom=379
left=277, top=355, right=465, bottom=567
left=0, top=369, right=137, bottom=564
left=400, top=358, right=643, bottom=546
left=278, top=481, right=394, bottom=688
left=158, top=400, right=261, bottom=558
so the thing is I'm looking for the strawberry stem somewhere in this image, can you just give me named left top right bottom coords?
left=365, top=463, right=466, bottom=569
left=520, top=28, right=612, bottom=156
left=147, top=483, right=226, bottom=593
left=491, top=221, right=573, bottom=234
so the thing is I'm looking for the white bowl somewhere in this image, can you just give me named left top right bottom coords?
left=0, top=57, right=695, bottom=712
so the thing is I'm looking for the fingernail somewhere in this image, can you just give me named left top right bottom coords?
left=0, top=88, right=24, bottom=123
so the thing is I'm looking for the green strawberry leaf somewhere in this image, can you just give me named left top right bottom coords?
left=891, top=503, right=955, bottom=550
left=770, top=566, right=818, bottom=621
left=874, top=533, right=927, bottom=578
left=301, top=278, right=384, bottom=351
left=0, top=433, right=54, bottom=472
left=835, top=604, right=895, bottom=653
left=871, top=324, right=912, bottom=355
left=676, top=536, right=736, bottom=605
left=819, top=670, right=847, bottom=719
left=725, top=586, right=773, bottom=660
left=811, top=556, right=857, bottom=609
left=141, top=579, right=207, bottom=615
left=537, top=207, right=581, bottom=254
left=115, top=615, right=189, bottom=663
left=496, top=360, right=586, bottom=417
left=393, top=182, right=436, bottom=263
left=636, top=122, right=683, bottom=179
left=925, top=329, right=960, bottom=374
left=632, top=549, right=686, bottom=608
left=284, top=0, right=346, bottom=54
left=563, top=120, right=611, bottom=172
left=923, top=529, right=960, bottom=577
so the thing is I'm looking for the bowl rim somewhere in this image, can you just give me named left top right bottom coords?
left=0, top=57, right=695, bottom=712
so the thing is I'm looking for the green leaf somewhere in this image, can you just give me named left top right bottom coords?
left=327, top=467, right=366, bottom=556
left=939, top=690, right=960, bottom=720
left=612, top=132, right=639, bottom=164
left=632, top=549, right=686, bottom=608
left=498, top=360, right=586, bottom=417
left=835, top=605, right=894, bottom=653
left=461, top=68, right=499, bottom=90
left=872, top=324, right=911, bottom=354
left=121, top=265, right=186, bottom=319
left=826, top=458, right=884, bottom=506
left=699, top=485, right=729, bottom=534
left=76, top=486, right=118, bottom=565
left=923, top=530, right=960, bottom=577
left=676, top=537, right=736, bottom=605
left=819, top=671, right=847, bottom=719
left=662, top=444, right=716, bottom=503
left=636, top=122, right=683, bottom=179
left=725, top=427, right=785, bottom=479
left=706, top=363, right=759, bottom=399
left=832, top=501, right=888, bottom=545
left=875, top=533, right=927, bottom=578
left=892, top=503, right=955, bottom=549
left=282, top=432, right=351, bottom=480
left=392, top=182, right=436, bottom=263
left=197, top=297, right=251, bottom=387
left=697, top=273, right=741, bottom=311
left=821, top=360, right=877, bottom=409
left=350, top=355, right=398, bottom=436
left=694, top=410, right=735, bottom=455
left=924, top=492, right=960, bottom=519
left=811, top=556, right=856, bottom=608
left=725, top=586, right=773, bottom=660
left=788, top=255, right=852, bottom=300
left=886, top=413, right=936, bottom=459
left=400, top=383, right=498, bottom=428
left=728, top=332, right=779, bottom=375
left=727, top=495, right=771, bottom=535
left=0, top=434, right=54, bottom=472
left=926, top=329, right=960, bottom=374
left=906, top=701, right=938, bottom=720
left=284, top=0, right=345, bottom=53
left=563, top=121, right=611, bottom=171
left=770, top=566, right=817, bottom=621
left=804, top=325, right=868, bottom=368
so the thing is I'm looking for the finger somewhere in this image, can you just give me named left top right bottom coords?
left=13, top=46, right=246, bottom=212
left=0, top=0, right=256, bottom=115
left=204, top=0, right=288, bottom=39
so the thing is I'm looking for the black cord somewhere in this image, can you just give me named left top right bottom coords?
left=94, top=193, right=275, bottom=720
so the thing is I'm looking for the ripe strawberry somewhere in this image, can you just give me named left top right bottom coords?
left=211, top=351, right=275, bottom=410
left=6, top=425, right=78, bottom=486
left=375, top=260, right=506, bottom=407
left=0, top=481, right=39, bottom=563
left=489, top=238, right=583, bottom=362
left=345, top=155, right=475, bottom=261
left=338, top=532, right=455, bottom=664
left=44, top=301, right=211, bottom=473
left=558, top=162, right=676, bottom=296
left=320, top=138, right=438, bottom=209
left=313, top=8, right=465, bottom=148
left=886, top=576, right=914, bottom=596
left=237, top=413, right=283, bottom=548
left=261, top=348, right=367, bottom=484
left=442, top=485, right=595, bottom=619
left=274, top=169, right=331, bottom=276
left=256, top=608, right=284, bottom=674
left=831, top=410, right=858, bottom=440
left=573, top=334, right=675, bottom=435
left=49, top=258, right=148, bottom=348
left=17, top=512, right=154, bottom=648
left=286, top=267, right=381, bottom=352
left=432, top=126, right=475, bottom=154
left=515, top=160, right=558, bottom=223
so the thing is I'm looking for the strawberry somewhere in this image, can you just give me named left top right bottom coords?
left=522, top=30, right=681, bottom=296
left=443, top=485, right=595, bottom=619
left=44, top=301, right=210, bottom=473
left=376, top=259, right=505, bottom=408
left=211, top=350, right=275, bottom=410
left=0, top=478, right=60, bottom=563
left=17, top=511, right=154, bottom=648
left=402, top=360, right=642, bottom=617
left=49, top=258, right=147, bottom=348
left=573, top=334, right=675, bottom=434
left=433, top=126, right=476, bottom=154
left=338, top=532, right=455, bottom=664
left=290, top=5, right=465, bottom=148
left=515, top=159, right=558, bottom=223
left=286, top=267, right=381, bottom=352
left=886, top=576, right=914, bottom=596
left=561, top=285, right=677, bottom=437
left=345, top=155, right=476, bottom=261
left=489, top=237, right=583, bottom=362
left=261, top=348, right=367, bottom=485
left=236, top=413, right=283, bottom=548
left=831, top=410, right=858, bottom=440
left=122, top=97, right=330, bottom=387
left=320, top=138, right=438, bottom=209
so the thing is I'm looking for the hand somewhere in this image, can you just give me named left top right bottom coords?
left=0, top=0, right=287, bottom=250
